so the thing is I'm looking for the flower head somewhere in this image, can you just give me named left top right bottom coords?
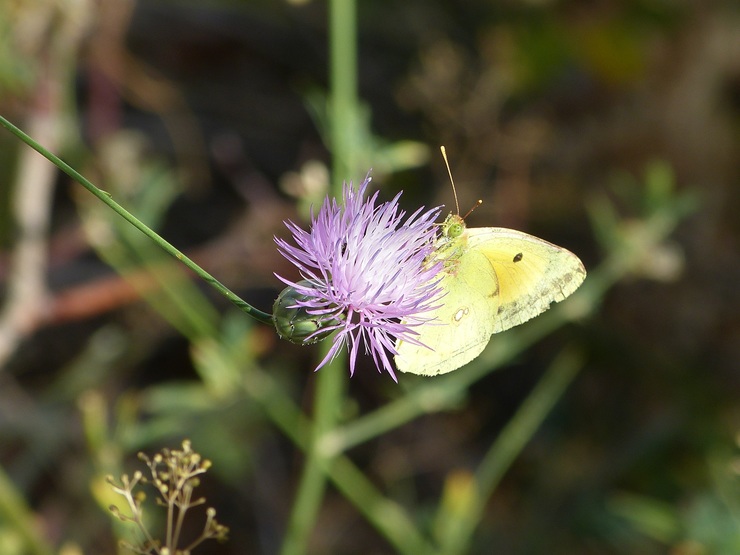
left=274, top=175, right=442, bottom=381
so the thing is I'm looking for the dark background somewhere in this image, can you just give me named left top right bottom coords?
left=0, top=0, right=739, bottom=553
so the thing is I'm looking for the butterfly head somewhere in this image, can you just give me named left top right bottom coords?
left=441, top=213, right=466, bottom=239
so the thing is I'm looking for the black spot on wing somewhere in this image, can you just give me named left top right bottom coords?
left=513, top=252, right=523, bottom=263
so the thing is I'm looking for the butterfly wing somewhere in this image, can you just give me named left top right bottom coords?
left=395, top=227, right=586, bottom=376
left=466, top=227, right=587, bottom=334
left=395, top=245, right=499, bottom=376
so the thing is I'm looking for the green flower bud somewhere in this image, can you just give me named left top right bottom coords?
left=273, top=281, right=339, bottom=344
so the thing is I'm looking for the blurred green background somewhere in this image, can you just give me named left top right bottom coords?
left=0, top=0, right=739, bottom=554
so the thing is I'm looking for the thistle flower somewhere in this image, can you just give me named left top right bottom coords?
left=274, top=175, right=443, bottom=381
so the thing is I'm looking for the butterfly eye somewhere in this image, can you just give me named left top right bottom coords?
left=447, top=222, right=464, bottom=238
left=440, top=214, right=466, bottom=240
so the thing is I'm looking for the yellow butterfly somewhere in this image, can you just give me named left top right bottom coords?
left=394, top=149, right=586, bottom=376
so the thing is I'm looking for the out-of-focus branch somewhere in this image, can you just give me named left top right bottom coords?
left=0, top=84, right=59, bottom=370
left=0, top=0, right=92, bottom=371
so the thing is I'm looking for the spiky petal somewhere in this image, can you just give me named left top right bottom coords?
left=274, top=175, right=442, bottom=381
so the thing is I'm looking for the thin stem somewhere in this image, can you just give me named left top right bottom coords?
left=0, top=465, right=55, bottom=555
left=325, top=455, right=436, bottom=554
left=329, top=0, right=359, bottom=181
left=0, top=115, right=273, bottom=326
left=438, top=347, right=586, bottom=554
left=280, top=360, right=345, bottom=555
left=241, top=358, right=434, bottom=553
left=171, top=490, right=188, bottom=551
left=280, top=0, right=358, bottom=553
left=166, top=495, right=175, bottom=551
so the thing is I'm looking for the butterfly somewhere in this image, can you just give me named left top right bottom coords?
left=394, top=148, right=586, bottom=376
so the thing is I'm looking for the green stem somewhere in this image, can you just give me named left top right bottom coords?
left=325, top=455, right=435, bottom=554
left=0, top=464, right=55, bottom=555
left=279, top=361, right=345, bottom=555
left=243, top=365, right=434, bottom=554
left=438, top=347, right=585, bottom=554
left=280, top=0, right=358, bottom=553
left=0, top=115, right=273, bottom=326
left=329, top=0, right=359, bottom=181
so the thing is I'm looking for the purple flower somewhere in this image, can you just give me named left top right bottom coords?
left=274, top=175, right=443, bottom=381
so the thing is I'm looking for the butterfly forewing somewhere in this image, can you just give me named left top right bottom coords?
left=466, top=227, right=586, bottom=334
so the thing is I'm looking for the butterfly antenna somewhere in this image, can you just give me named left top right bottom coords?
left=463, top=199, right=483, bottom=220
left=440, top=146, right=460, bottom=215
left=441, top=146, right=483, bottom=220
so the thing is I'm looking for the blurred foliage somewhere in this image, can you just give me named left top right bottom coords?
left=0, top=0, right=739, bottom=554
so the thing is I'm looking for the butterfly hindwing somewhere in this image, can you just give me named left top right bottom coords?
left=395, top=246, right=498, bottom=376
